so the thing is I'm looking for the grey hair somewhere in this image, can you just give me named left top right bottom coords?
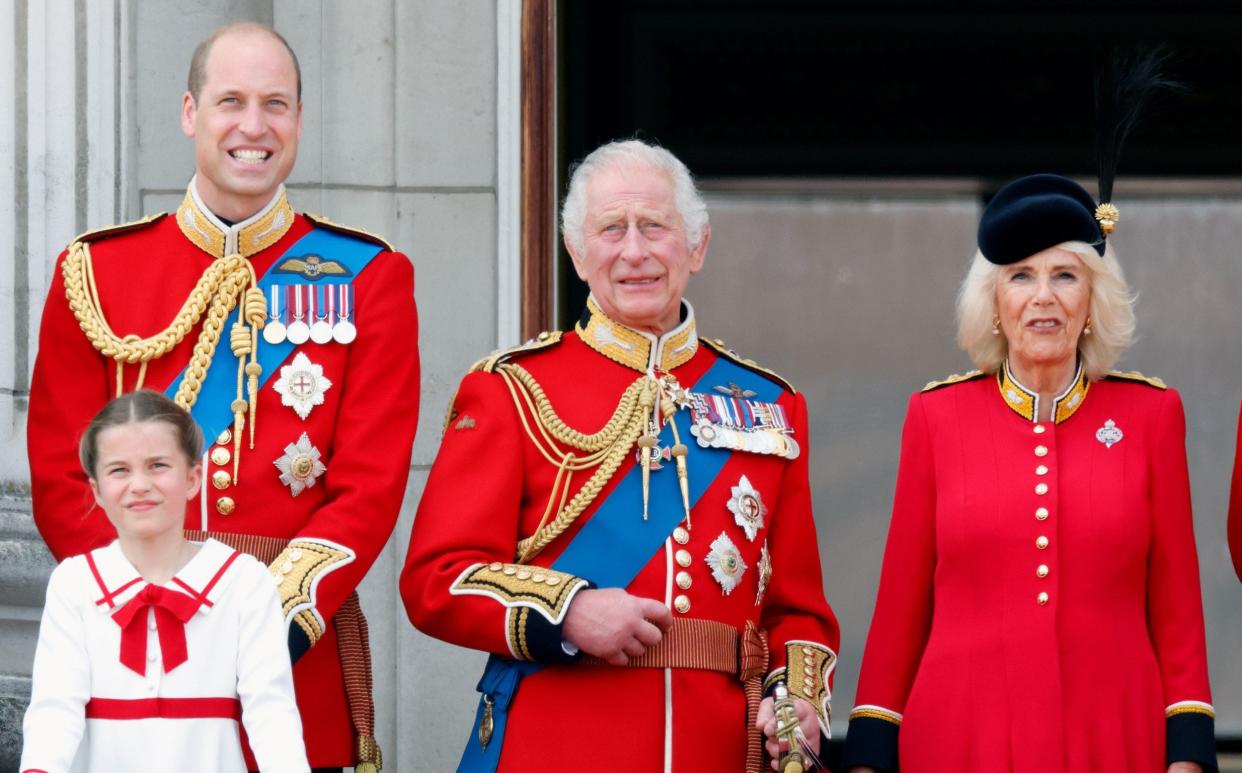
left=560, top=139, right=709, bottom=256
left=956, top=241, right=1136, bottom=380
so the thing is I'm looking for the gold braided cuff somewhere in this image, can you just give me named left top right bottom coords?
left=849, top=705, right=903, bottom=725
left=784, top=640, right=837, bottom=736
left=269, top=538, right=357, bottom=644
left=1165, top=701, right=1215, bottom=719
left=355, top=732, right=383, bottom=773
left=451, top=562, right=588, bottom=625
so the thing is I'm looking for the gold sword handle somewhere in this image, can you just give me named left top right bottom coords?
left=773, top=683, right=806, bottom=773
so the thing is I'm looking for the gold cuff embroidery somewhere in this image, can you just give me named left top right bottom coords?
left=451, top=562, right=587, bottom=625
left=507, top=607, right=535, bottom=661
left=784, top=640, right=837, bottom=735
left=1165, top=701, right=1215, bottom=718
left=270, top=538, right=357, bottom=643
left=849, top=705, right=903, bottom=725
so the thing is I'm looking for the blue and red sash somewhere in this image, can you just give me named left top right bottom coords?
left=458, top=354, right=784, bottom=772
left=164, top=227, right=383, bottom=442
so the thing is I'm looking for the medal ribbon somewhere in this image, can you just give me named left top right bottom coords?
left=111, top=584, right=201, bottom=676
left=458, top=355, right=784, bottom=772
left=163, top=227, right=383, bottom=442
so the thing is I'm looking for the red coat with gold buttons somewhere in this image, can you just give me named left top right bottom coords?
left=400, top=299, right=839, bottom=772
left=842, top=365, right=1215, bottom=773
left=26, top=183, right=420, bottom=768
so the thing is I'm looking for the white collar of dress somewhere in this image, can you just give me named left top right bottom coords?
left=996, top=358, right=1090, bottom=424
left=575, top=294, right=699, bottom=373
left=84, top=538, right=241, bottom=615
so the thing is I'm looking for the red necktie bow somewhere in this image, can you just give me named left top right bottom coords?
left=111, top=584, right=201, bottom=676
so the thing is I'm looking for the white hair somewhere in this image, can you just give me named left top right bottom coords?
left=956, top=241, right=1136, bottom=380
left=560, top=139, right=709, bottom=256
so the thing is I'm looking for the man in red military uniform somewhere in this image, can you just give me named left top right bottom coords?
left=401, top=140, right=838, bottom=772
left=26, top=22, right=419, bottom=772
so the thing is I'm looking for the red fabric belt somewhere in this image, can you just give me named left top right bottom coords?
left=85, top=696, right=241, bottom=720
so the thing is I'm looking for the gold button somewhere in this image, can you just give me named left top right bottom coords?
left=1035, top=507, right=1049, bottom=520
left=1036, top=564, right=1049, bottom=578
left=1035, top=483, right=1048, bottom=495
left=1035, top=445, right=1048, bottom=457
left=211, top=470, right=232, bottom=490
left=1037, top=592, right=1049, bottom=605
left=673, top=527, right=690, bottom=545
left=1036, top=536, right=1049, bottom=550
left=531, top=573, right=547, bottom=583
left=210, top=447, right=231, bottom=466
left=674, top=595, right=691, bottom=614
left=502, top=565, right=517, bottom=576
left=216, top=429, right=233, bottom=446
left=675, top=549, right=692, bottom=568
left=545, top=575, right=562, bottom=586
left=676, top=571, right=692, bottom=589
left=515, top=569, right=531, bottom=580
left=215, top=496, right=235, bottom=515
left=1033, top=424, right=1047, bottom=435
left=488, top=562, right=504, bottom=571
left=1035, top=465, right=1049, bottom=476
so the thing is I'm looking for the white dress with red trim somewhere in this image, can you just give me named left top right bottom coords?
left=19, top=539, right=309, bottom=773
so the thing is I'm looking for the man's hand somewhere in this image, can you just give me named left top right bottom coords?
left=1168, top=764, right=1202, bottom=773
left=756, top=695, right=822, bottom=770
left=562, top=588, right=672, bottom=665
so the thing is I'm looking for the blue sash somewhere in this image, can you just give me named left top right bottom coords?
left=164, top=227, right=383, bottom=442
left=458, top=355, right=783, bottom=772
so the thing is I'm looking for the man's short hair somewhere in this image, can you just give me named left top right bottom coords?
left=187, top=22, right=302, bottom=102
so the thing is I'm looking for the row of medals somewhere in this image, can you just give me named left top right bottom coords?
left=262, top=284, right=356, bottom=346
left=687, top=391, right=801, bottom=459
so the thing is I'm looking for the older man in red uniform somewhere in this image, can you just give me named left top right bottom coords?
left=26, top=22, right=419, bottom=772
left=401, top=140, right=839, bottom=772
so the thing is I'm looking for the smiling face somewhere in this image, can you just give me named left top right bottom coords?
left=995, top=247, right=1092, bottom=373
left=566, top=163, right=709, bottom=334
left=90, top=421, right=202, bottom=545
left=181, top=29, right=302, bottom=221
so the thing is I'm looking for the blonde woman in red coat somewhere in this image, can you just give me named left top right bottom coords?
left=841, top=174, right=1215, bottom=773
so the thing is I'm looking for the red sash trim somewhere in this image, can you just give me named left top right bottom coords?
left=85, top=551, right=141, bottom=609
left=171, top=549, right=241, bottom=608
left=85, top=696, right=241, bottom=720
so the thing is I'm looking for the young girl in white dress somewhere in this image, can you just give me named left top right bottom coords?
left=20, top=390, right=310, bottom=773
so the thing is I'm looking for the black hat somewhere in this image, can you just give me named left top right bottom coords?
left=976, top=50, right=1175, bottom=266
left=977, top=174, right=1106, bottom=265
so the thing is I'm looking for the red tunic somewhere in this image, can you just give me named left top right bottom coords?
left=26, top=183, right=420, bottom=768
left=400, top=300, right=839, bottom=772
left=842, top=366, right=1215, bottom=772
left=1226, top=400, right=1242, bottom=582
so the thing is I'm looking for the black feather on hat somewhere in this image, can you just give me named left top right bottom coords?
left=977, top=49, right=1179, bottom=266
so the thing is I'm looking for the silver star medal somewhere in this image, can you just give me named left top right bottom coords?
left=273, top=352, right=333, bottom=420
left=705, top=532, right=747, bottom=595
left=1096, top=419, right=1123, bottom=449
left=755, top=542, right=772, bottom=607
left=274, top=433, right=326, bottom=496
left=727, top=475, right=767, bottom=541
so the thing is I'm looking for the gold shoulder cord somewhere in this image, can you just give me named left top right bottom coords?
left=497, top=362, right=657, bottom=563
left=63, top=240, right=268, bottom=479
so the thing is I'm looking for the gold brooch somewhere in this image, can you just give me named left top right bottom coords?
left=1094, top=202, right=1120, bottom=235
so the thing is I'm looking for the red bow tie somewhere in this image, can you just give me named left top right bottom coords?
left=111, top=584, right=201, bottom=676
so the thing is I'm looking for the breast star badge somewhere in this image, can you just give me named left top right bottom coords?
left=1096, top=418, right=1123, bottom=449
left=273, top=352, right=333, bottom=420
left=274, top=433, right=327, bottom=496
left=705, top=532, right=747, bottom=595
left=727, top=475, right=767, bottom=541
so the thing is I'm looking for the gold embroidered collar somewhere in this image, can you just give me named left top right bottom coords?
left=176, top=177, right=295, bottom=259
left=576, top=295, right=699, bottom=373
left=997, top=359, right=1090, bottom=424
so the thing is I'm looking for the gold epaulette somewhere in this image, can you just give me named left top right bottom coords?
left=469, top=331, right=564, bottom=373
left=700, top=338, right=797, bottom=394
left=69, top=213, right=166, bottom=247
left=304, top=212, right=395, bottom=252
left=922, top=370, right=985, bottom=392
left=1105, top=370, right=1168, bottom=390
